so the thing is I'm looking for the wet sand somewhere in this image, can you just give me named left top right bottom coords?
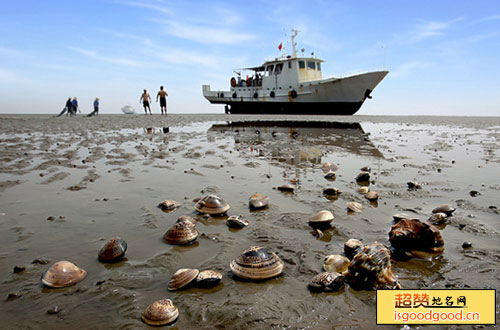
left=0, top=114, right=499, bottom=329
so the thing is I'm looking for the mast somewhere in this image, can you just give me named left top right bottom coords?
left=291, top=28, right=299, bottom=58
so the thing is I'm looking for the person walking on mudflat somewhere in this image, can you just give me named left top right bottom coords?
left=156, top=86, right=168, bottom=115
left=87, top=97, right=99, bottom=117
left=140, top=89, right=152, bottom=115
left=57, top=97, right=73, bottom=117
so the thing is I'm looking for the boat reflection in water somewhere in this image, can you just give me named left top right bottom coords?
left=208, top=121, right=383, bottom=165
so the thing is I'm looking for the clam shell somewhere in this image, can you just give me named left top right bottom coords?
left=360, top=166, right=371, bottom=172
left=344, top=238, right=364, bottom=260
left=249, top=193, right=269, bottom=210
left=226, top=215, right=249, bottom=228
left=168, top=268, right=199, bottom=291
left=346, top=202, right=363, bottom=212
left=163, top=221, right=199, bottom=245
left=346, top=242, right=400, bottom=290
left=277, top=184, right=295, bottom=192
left=196, top=270, right=222, bottom=287
left=308, top=272, right=345, bottom=292
left=230, top=246, right=284, bottom=281
left=407, top=181, right=421, bottom=189
left=141, top=299, right=179, bottom=326
left=428, top=212, right=447, bottom=224
left=323, top=254, right=350, bottom=273
left=389, top=219, right=444, bottom=258
left=432, top=204, right=455, bottom=216
left=324, top=171, right=336, bottom=180
left=194, top=195, right=230, bottom=215
left=41, top=261, right=87, bottom=288
left=176, top=215, right=197, bottom=225
left=392, top=213, right=411, bottom=223
left=98, top=237, right=127, bottom=262
left=309, top=210, right=334, bottom=228
left=355, top=171, right=370, bottom=182
left=365, top=191, right=379, bottom=201
left=158, top=200, right=181, bottom=211
left=323, top=187, right=341, bottom=196
left=321, top=162, right=339, bottom=173
left=358, top=186, right=369, bottom=194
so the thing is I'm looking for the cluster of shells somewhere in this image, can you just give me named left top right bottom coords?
left=37, top=160, right=456, bottom=325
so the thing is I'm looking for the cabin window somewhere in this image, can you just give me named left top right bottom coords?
left=317, top=62, right=321, bottom=70
left=266, top=65, right=274, bottom=76
left=299, top=61, right=305, bottom=69
left=288, top=61, right=292, bottom=69
left=307, top=61, right=316, bottom=69
left=275, top=63, right=284, bottom=74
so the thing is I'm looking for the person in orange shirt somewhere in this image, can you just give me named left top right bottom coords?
left=156, top=86, right=168, bottom=115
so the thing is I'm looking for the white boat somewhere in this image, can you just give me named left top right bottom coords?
left=202, top=29, right=388, bottom=115
left=121, top=105, right=136, bottom=114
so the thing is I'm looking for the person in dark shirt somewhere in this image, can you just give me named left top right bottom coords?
left=87, top=98, right=99, bottom=117
left=57, top=97, right=73, bottom=117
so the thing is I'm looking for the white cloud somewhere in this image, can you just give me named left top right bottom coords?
left=159, top=20, right=256, bottom=45
left=411, top=17, right=464, bottom=43
left=391, top=61, right=431, bottom=78
left=471, top=14, right=500, bottom=24
left=119, top=0, right=173, bottom=15
left=69, top=47, right=144, bottom=67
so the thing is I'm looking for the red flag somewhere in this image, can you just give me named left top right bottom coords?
left=278, top=42, right=282, bottom=51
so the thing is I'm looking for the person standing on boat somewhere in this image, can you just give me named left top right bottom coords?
left=57, top=97, right=73, bottom=117
left=156, top=86, right=168, bottom=115
left=140, top=89, right=152, bottom=115
left=87, top=97, right=99, bottom=117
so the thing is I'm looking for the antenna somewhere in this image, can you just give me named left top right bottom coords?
left=291, top=28, right=300, bottom=57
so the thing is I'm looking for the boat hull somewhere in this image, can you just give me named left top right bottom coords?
left=203, top=70, right=388, bottom=116
left=221, top=101, right=363, bottom=115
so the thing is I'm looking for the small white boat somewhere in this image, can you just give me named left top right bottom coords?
left=202, top=29, right=388, bottom=115
left=121, top=105, right=136, bottom=114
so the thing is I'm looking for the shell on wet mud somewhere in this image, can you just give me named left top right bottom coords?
left=249, top=193, right=269, bottom=210
left=176, top=215, right=197, bottom=225
left=346, top=202, right=363, bottom=213
left=323, top=187, right=342, bottom=196
left=194, top=195, right=230, bottom=215
left=358, top=186, right=369, bottom=194
left=168, top=268, right=199, bottom=291
left=389, top=218, right=444, bottom=259
left=158, top=200, right=181, bottom=211
left=355, top=171, right=371, bottom=182
left=392, top=213, right=412, bottom=223
left=309, top=210, right=334, bottom=228
left=141, top=299, right=179, bottom=326
left=308, top=272, right=345, bottom=292
left=163, top=221, right=199, bottom=245
left=324, top=171, right=336, bottom=180
left=277, top=184, right=295, bottom=192
left=230, top=246, right=284, bottom=281
left=365, top=191, right=379, bottom=201
left=41, top=261, right=87, bottom=288
left=321, top=162, right=339, bottom=173
left=323, top=254, right=350, bottom=273
left=344, top=238, right=364, bottom=260
left=98, top=237, right=127, bottom=262
left=346, top=242, right=400, bottom=290
left=407, top=181, right=421, bottom=190
left=428, top=212, right=447, bottom=225
left=360, top=166, right=371, bottom=172
left=196, top=270, right=223, bottom=287
left=432, top=205, right=456, bottom=216
left=226, top=215, right=249, bottom=228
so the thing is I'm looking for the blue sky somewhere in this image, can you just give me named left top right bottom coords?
left=0, top=0, right=499, bottom=115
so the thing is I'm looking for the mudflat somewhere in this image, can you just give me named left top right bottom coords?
left=1, top=114, right=499, bottom=328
